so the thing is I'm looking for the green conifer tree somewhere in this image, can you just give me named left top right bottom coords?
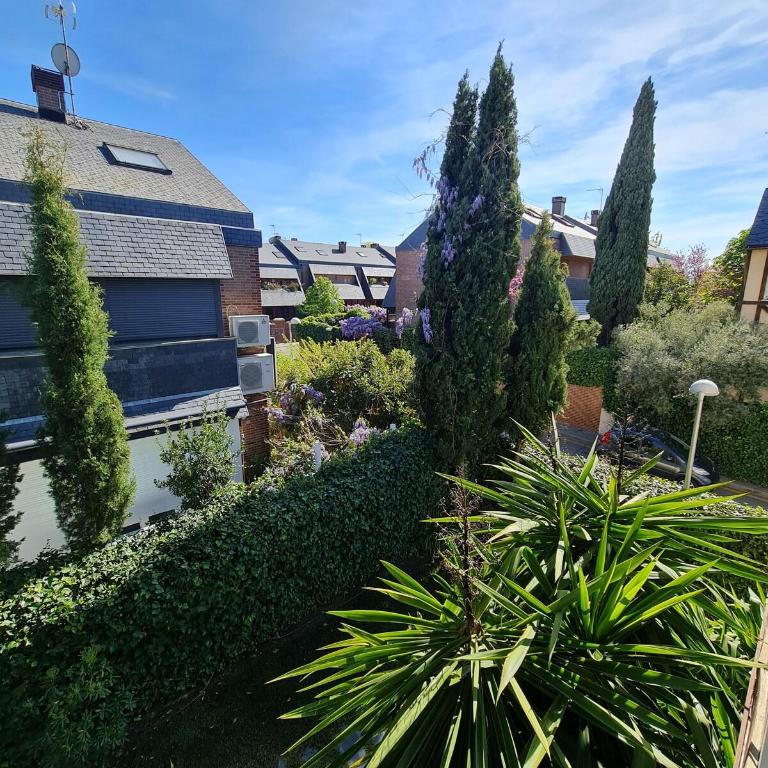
left=507, top=214, right=576, bottom=440
left=588, top=78, right=657, bottom=345
left=415, top=48, right=522, bottom=474
left=24, top=130, right=135, bottom=553
left=0, top=416, right=22, bottom=568
left=297, top=276, right=345, bottom=317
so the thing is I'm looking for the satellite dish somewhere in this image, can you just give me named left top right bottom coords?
left=51, top=43, right=80, bottom=77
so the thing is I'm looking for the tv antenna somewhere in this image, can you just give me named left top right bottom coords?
left=586, top=187, right=604, bottom=210
left=45, top=3, right=80, bottom=117
left=355, top=232, right=362, bottom=246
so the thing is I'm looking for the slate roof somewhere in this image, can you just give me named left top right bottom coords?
left=747, top=188, right=768, bottom=249
left=399, top=203, right=675, bottom=268
left=276, top=237, right=396, bottom=268
left=0, top=98, right=249, bottom=213
left=0, top=201, right=232, bottom=278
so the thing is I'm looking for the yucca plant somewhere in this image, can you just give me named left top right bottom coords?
left=275, top=426, right=766, bottom=767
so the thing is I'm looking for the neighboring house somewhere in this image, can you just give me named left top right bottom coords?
left=0, top=66, right=267, bottom=560
left=258, top=236, right=396, bottom=318
left=394, top=195, right=675, bottom=316
left=740, top=187, right=768, bottom=325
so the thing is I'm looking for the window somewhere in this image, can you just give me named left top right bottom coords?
left=103, top=143, right=170, bottom=174
left=326, top=274, right=357, bottom=285
left=367, top=275, right=391, bottom=286
left=357, top=251, right=369, bottom=257
left=261, top=278, right=301, bottom=292
left=316, top=249, right=329, bottom=256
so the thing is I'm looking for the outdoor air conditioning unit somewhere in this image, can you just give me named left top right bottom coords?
left=230, top=315, right=270, bottom=347
left=237, top=353, right=275, bottom=395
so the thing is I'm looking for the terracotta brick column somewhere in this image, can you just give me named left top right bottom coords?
left=559, top=384, right=604, bottom=433
left=221, top=245, right=268, bottom=480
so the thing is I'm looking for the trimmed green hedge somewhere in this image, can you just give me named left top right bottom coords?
left=294, top=318, right=341, bottom=342
left=655, top=402, right=768, bottom=487
left=566, top=346, right=619, bottom=412
left=0, top=429, right=441, bottom=767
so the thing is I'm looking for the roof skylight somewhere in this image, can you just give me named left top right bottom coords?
left=103, top=143, right=170, bottom=174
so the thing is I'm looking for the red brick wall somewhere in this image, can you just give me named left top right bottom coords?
left=395, top=248, right=424, bottom=314
left=221, top=245, right=268, bottom=478
left=559, top=384, right=603, bottom=432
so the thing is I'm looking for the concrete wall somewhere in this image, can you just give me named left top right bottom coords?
left=11, top=419, right=243, bottom=562
left=741, top=247, right=768, bottom=324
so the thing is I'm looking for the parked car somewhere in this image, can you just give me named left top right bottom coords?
left=598, top=426, right=719, bottom=487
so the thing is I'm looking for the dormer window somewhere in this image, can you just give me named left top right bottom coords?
left=103, top=143, right=171, bottom=174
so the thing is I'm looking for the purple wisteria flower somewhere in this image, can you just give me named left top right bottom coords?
left=416, top=244, right=427, bottom=279
left=420, top=307, right=433, bottom=344
left=340, top=315, right=384, bottom=340
left=394, top=307, right=414, bottom=339
left=469, top=194, right=485, bottom=216
left=349, top=418, right=379, bottom=446
left=362, top=305, right=387, bottom=323
left=264, top=406, right=289, bottom=425
left=440, top=238, right=456, bottom=268
left=436, top=175, right=458, bottom=210
left=302, top=384, right=324, bottom=404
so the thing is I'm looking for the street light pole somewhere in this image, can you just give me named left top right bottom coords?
left=684, top=379, right=719, bottom=489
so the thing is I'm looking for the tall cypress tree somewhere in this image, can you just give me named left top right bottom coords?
left=415, top=48, right=522, bottom=474
left=588, top=78, right=657, bottom=345
left=507, top=213, right=575, bottom=440
left=24, top=131, right=135, bottom=553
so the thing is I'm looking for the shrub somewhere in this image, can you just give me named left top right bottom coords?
left=0, top=416, right=22, bottom=568
left=0, top=428, right=441, bottom=768
left=297, top=276, right=344, bottom=317
left=295, top=318, right=340, bottom=343
left=280, top=426, right=767, bottom=767
left=154, top=405, right=238, bottom=511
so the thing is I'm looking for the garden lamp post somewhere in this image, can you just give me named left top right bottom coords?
left=684, top=379, right=719, bottom=489
left=288, top=317, right=301, bottom=344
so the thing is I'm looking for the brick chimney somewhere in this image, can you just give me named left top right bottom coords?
left=552, top=196, right=566, bottom=216
left=31, top=66, right=66, bottom=123
left=590, top=209, right=600, bottom=227
left=338, top=240, right=347, bottom=253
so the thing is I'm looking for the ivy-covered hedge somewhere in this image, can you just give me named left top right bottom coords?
left=0, top=429, right=441, bottom=768
left=566, top=346, right=620, bottom=411
left=294, top=317, right=341, bottom=342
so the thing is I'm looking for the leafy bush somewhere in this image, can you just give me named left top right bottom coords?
left=0, top=416, right=22, bottom=568
left=154, top=405, right=237, bottom=511
left=294, top=317, right=340, bottom=343
left=0, top=428, right=441, bottom=768
left=565, top=345, right=620, bottom=411
left=280, top=426, right=768, bottom=767
left=614, top=301, right=768, bottom=484
left=297, top=276, right=345, bottom=317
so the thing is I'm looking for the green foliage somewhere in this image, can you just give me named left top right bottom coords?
left=294, top=317, right=341, bottom=343
left=615, top=301, right=768, bottom=484
left=508, top=214, right=576, bottom=437
left=277, top=340, right=417, bottom=433
left=281, top=426, right=768, bottom=767
left=416, top=51, right=522, bottom=474
left=589, top=79, right=657, bottom=344
left=565, top=317, right=600, bottom=353
left=297, top=276, right=345, bottom=317
left=712, top=229, right=750, bottom=306
left=645, top=263, right=694, bottom=308
left=565, top=345, right=620, bottom=410
left=0, top=415, right=22, bottom=568
left=155, top=405, right=237, bottom=511
left=23, top=130, right=134, bottom=553
left=0, top=428, right=441, bottom=768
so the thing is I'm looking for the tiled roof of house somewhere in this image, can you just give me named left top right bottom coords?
left=0, top=98, right=249, bottom=213
left=747, top=188, right=768, bottom=249
left=274, top=237, right=396, bottom=268
left=0, top=201, right=232, bottom=278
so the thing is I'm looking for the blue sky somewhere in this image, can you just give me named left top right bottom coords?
left=3, top=1, right=767, bottom=255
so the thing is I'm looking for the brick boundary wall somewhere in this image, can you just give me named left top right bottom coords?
left=220, top=244, right=268, bottom=479
left=559, top=384, right=604, bottom=433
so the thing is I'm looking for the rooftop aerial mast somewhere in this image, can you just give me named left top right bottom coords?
left=44, top=3, right=80, bottom=117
